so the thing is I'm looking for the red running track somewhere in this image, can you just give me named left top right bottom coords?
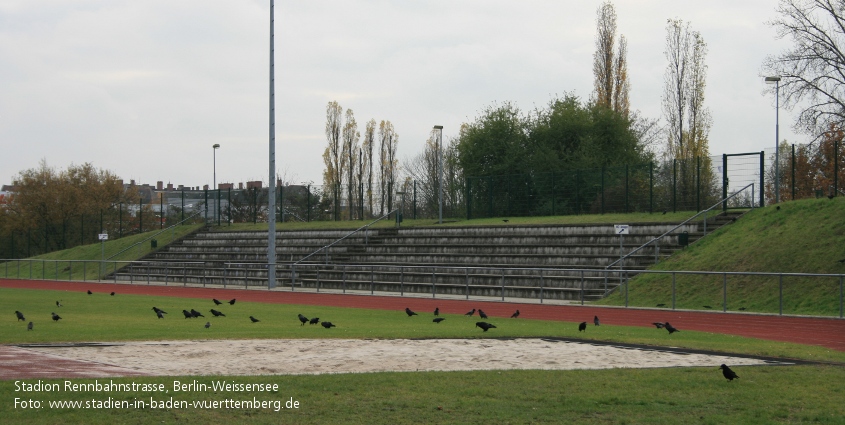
left=3, top=279, right=844, bottom=352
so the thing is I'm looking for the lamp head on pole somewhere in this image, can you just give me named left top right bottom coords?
left=764, top=76, right=781, bottom=84
left=213, top=143, right=220, bottom=149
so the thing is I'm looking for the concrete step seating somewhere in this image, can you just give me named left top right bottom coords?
left=110, top=212, right=743, bottom=301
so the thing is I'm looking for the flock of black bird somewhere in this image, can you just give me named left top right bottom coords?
left=11, top=289, right=741, bottom=382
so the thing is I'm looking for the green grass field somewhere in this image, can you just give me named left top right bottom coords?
left=2, top=287, right=845, bottom=424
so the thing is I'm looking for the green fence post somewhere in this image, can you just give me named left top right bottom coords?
left=759, top=151, right=765, bottom=207
left=835, top=139, right=839, bottom=197
left=791, top=144, right=796, bottom=200
left=722, top=154, right=728, bottom=212
left=412, top=180, right=417, bottom=220
left=180, top=189, right=184, bottom=223
left=672, top=159, right=677, bottom=213
left=307, top=185, right=311, bottom=222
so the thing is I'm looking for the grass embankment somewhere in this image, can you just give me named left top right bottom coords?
left=0, top=224, right=203, bottom=281
left=599, top=198, right=845, bottom=316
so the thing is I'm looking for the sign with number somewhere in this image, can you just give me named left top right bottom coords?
left=613, top=225, right=629, bottom=235
left=98, top=233, right=108, bottom=241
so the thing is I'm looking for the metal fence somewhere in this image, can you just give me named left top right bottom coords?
left=2, top=260, right=842, bottom=318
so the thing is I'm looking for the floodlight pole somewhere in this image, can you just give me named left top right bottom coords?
left=766, top=76, right=781, bottom=204
left=434, top=125, right=443, bottom=224
left=267, top=0, right=277, bottom=289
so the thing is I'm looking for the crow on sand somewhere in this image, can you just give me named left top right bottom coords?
left=578, top=321, right=587, bottom=332
left=664, top=322, right=680, bottom=334
left=51, top=312, right=62, bottom=322
left=15, top=311, right=25, bottom=321
left=213, top=299, right=223, bottom=305
left=27, top=321, right=33, bottom=331
left=478, top=309, right=488, bottom=319
left=405, top=308, right=418, bottom=317
left=464, top=309, right=476, bottom=317
left=476, top=321, right=496, bottom=332
left=210, top=309, right=226, bottom=317
left=594, top=315, right=600, bottom=326
left=249, top=316, right=260, bottom=323
left=298, top=314, right=309, bottom=325
left=433, top=318, right=445, bottom=324
left=510, top=310, right=520, bottom=318
left=309, top=317, right=320, bottom=325
left=719, top=364, right=739, bottom=381
left=321, top=321, right=336, bottom=328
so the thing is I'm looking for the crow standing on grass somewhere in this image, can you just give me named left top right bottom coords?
left=210, top=309, right=226, bottom=317
left=213, top=299, right=223, bottom=305
left=56, top=301, right=62, bottom=307
left=309, top=317, right=320, bottom=325
left=652, top=322, right=665, bottom=329
left=152, top=307, right=167, bottom=315
left=321, top=321, right=336, bottom=328
left=204, top=322, right=211, bottom=329
left=719, top=364, right=739, bottom=381
left=464, top=309, right=476, bottom=317
left=110, top=292, right=115, bottom=296
left=87, top=290, right=92, bottom=295
left=478, top=309, right=488, bottom=319
left=594, top=316, right=600, bottom=326
left=476, top=322, right=496, bottom=332
left=405, top=308, right=418, bottom=317
left=578, top=322, right=587, bottom=332
left=27, top=321, right=33, bottom=331
left=155, top=310, right=165, bottom=319
left=182, top=310, right=193, bottom=319
left=664, top=322, right=680, bottom=334
left=190, top=309, right=204, bottom=318
left=433, top=318, right=445, bottom=324
left=510, top=310, right=520, bottom=318
left=434, top=307, right=439, bottom=316
left=298, top=314, right=309, bottom=325
left=51, top=312, right=62, bottom=322
left=249, top=316, right=260, bottom=323
left=228, top=299, right=236, bottom=305
left=15, top=311, right=25, bottom=321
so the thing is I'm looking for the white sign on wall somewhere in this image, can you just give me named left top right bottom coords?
left=613, top=224, right=629, bottom=235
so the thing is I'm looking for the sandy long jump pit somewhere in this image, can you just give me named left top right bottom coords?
left=15, top=338, right=791, bottom=377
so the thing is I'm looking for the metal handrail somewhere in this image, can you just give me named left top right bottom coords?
left=293, top=208, right=400, bottom=266
left=106, top=211, right=203, bottom=260
left=605, top=183, right=755, bottom=270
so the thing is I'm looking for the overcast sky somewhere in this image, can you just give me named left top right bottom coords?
left=0, top=0, right=800, bottom=189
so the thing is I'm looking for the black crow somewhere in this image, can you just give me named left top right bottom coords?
left=213, top=299, right=222, bottom=305
left=652, top=322, right=665, bottom=329
left=656, top=303, right=667, bottom=307
left=578, top=321, right=587, bottom=332
left=434, top=307, right=439, bottom=316
left=502, top=219, right=509, bottom=223
left=510, top=310, right=520, bottom=318
left=298, top=314, right=309, bottom=325
left=309, top=317, right=320, bottom=325
left=738, top=307, right=747, bottom=311
left=204, top=322, right=211, bottom=329
left=464, top=309, right=476, bottom=317
left=665, top=322, right=680, bottom=334
left=594, top=315, right=600, bottom=326
left=51, top=312, right=62, bottom=322
left=405, top=308, right=418, bottom=317
left=719, top=364, right=739, bottom=381
left=475, top=321, right=496, bottom=332
left=190, top=309, right=204, bottom=318
left=110, top=292, right=115, bottom=296
left=249, top=316, right=260, bottom=323
left=210, top=309, right=226, bottom=317
left=15, top=311, right=25, bottom=321
left=478, top=309, right=488, bottom=319
left=87, top=290, right=92, bottom=295
left=662, top=210, right=667, bottom=215
left=321, top=321, right=336, bottom=328
left=156, top=310, right=165, bottom=319
left=182, top=310, right=193, bottom=319
left=703, top=305, right=713, bottom=309
left=56, top=301, right=62, bottom=307
left=228, top=299, right=236, bottom=305
left=776, top=205, right=781, bottom=211
left=27, top=321, right=33, bottom=331
left=433, top=318, right=445, bottom=324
